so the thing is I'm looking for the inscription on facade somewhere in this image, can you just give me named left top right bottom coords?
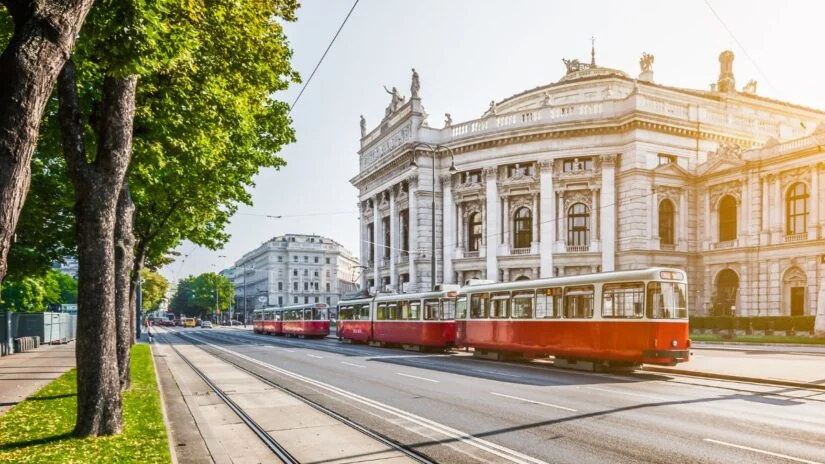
left=361, top=122, right=413, bottom=169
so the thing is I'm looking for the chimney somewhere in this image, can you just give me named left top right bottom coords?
left=717, top=50, right=735, bottom=93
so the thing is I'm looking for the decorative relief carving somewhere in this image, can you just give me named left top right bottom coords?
left=508, top=196, right=533, bottom=216
left=655, top=185, right=683, bottom=201
left=538, top=159, right=554, bottom=172
left=709, top=179, right=743, bottom=207
left=639, top=52, right=654, bottom=73
left=563, top=189, right=593, bottom=209
left=483, top=166, right=499, bottom=179
left=440, top=174, right=454, bottom=187
left=708, top=142, right=743, bottom=162
left=780, top=165, right=811, bottom=187
left=361, top=122, right=413, bottom=169
left=602, top=153, right=617, bottom=165
left=462, top=201, right=482, bottom=218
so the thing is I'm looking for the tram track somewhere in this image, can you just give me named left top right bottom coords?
left=160, top=328, right=436, bottom=464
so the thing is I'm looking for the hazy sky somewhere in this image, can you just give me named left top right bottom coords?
left=160, top=0, right=825, bottom=283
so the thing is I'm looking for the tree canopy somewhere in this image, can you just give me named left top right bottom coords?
left=0, top=269, right=78, bottom=312
left=140, top=269, right=167, bottom=311
left=170, top=272, right=233, bottom=317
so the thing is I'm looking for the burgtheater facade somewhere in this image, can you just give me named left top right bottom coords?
left=351, top=50, right=825, bottom=316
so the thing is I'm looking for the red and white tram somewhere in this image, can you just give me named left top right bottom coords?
left=337, top=287, right=459, bottom=350
left=455, top=268, right=690, bottom=367
left=252, top=303, right=330, bottom=338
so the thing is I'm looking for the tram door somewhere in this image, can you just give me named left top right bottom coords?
left=790, top=287, right=805, bottom=316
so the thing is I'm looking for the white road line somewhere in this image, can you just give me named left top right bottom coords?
left=703, top=438, right=823, bottom=464
left=586, top=386, right=668, bottom=401
left=306, top=354, right=323, bottom=359
left=473, top=369, right=523, bottom=378
left=177, top=333, right=547, bottom=464
left=395, top=372, right=440, bottom=383
left=284, top=349, right=295, bottom=353
left=341, top=361, right=366, bottom=369
left=490, top=392, right=577, bottom=412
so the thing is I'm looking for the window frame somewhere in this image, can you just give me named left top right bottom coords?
left=567, top=203, right=590, bottom=246
left=658, top=199, right=675, bottom=245
left=511, top=290, right=535, bottom=319
left=601, top=282, right=645, bottom=319
left=786, top=182, right=808, bottom=235
left=513, top=207, right=532, bottom=249
left=563, top=285, right=594, bottom=319
left=535, top=287, right=562, bottom=319
left=718, top=195, right=737, bottom=242
left=470, top=293, right=489, bottom=319
left=489, top=291, right=510, bottom=319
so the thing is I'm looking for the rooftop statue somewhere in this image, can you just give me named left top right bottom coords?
left=640, top=52, right=654, bottom=73
left=742, top=79, right=758, bottom=95
left=562, top=58, right=583, bottom=74
left=383, top=85, right=405, bottom=118
left=410, top=68, right=420, bottom=98
left=444, top=113, right=452, bottom=127
left=359, top=115, right=366, bottom=137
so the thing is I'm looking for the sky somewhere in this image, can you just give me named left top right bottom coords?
left=160, top=0, right=825, bottom=283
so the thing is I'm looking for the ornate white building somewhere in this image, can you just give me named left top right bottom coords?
left=232, top=234, right=360, bottom=313
left=351, top=49, right=825, bottom=316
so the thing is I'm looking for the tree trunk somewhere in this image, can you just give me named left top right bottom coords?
left=130, top=243, right=147, bottom=344
left=0, top=0, right=95, bottom=285
left=58, top=60, right=138, bottom=437
left=114, top=180, right=135, bottom=391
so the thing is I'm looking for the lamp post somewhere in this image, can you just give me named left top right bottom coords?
left=409, top=142, right=457, bottom=291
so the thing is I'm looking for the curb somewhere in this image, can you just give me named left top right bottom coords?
left=642, top=366, right=825, bottom=392
left=691, top=341, right=825, bottom=349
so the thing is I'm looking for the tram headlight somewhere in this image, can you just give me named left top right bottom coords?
left=671, top=339, right=678, bottom=348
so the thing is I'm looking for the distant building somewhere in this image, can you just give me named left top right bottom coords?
left=231, top=234, right=360, bottom=315
left=352, top=48, right=825, bottom=316
left=52, top=257, right=78, bottom=279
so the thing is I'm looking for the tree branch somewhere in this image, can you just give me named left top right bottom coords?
left=57, top=59, right=89, bottom=185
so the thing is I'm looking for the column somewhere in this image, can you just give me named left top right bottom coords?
left=389, top=187, right=398, bottom=289
left=503, top=195, right=510, bottom=251
left=531, top=193, right=539, bottom=254
left=457, top=202, right=465, bottom=252
left=539, top=160, right=555, bottom=277
left=679, top=189, right=687, bottom=250
left=442, top=175, right=455, bottom=284
left=600, top=155, right=616, bottom=271
left=359, top=201, right=367, bottom=290
left=704, top=189, right=711, bottom=248
left=372, top=193, right=381, bottom=291
left=485, top=166, right=499, bottom=281
left=556, top=191, right=563, bottom=246
left=650, top=186, right=659, bottom=241
left=759, top=175, right=769, bottom=243
left=740, top=180, right=749, bottom=245
left=810, top=164, right=819, bottom=239
left=408, top=176, right=418, bottom=291
left=773, top=175, right=781, bottom=234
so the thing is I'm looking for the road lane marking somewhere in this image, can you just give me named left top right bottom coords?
left=284, top=349, right=295, bottom=353
left=473, top=369, right=523, bottom=378
left=178, top=332, right=547, bottom=464
left=490, top=392, right=577, bottom=412
left=341, top=361, right=366, bottom=369
left=703, top=438, right=823, bottom=464
left=586, top=386, right=668, bottom=401
left=307, top=354, right=323, bottom=359
left=396, top=372, right=440, bottom=383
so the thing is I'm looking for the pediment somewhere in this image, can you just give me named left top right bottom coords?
left=653, top=162, right=691, bottom=178
left=697, top=157, right=745, bottom=176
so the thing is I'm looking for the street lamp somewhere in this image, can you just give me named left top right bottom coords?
left=409, top=142, right=457, bottom=291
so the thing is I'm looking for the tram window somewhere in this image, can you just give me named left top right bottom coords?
left=338, top=306, right=350, bottom=320
left=303, top=309, right=312, bottom=320
left=536, top=288, right=562, bottom=318
left=376, top=303, right=387, bottom=320
left=359, top=304, right=370, bottom=320
left=398, top=301, right=410, bottom=320
left=423, top=299, right=441, bottom=320
left=456, top=297, right=468, bottom=319
left=388, top=303, right=400, bottom=320
left=564, top=286, right=594, bottom=318
left=511, top=290, right=534, bottom=319
left=409, top=302, right=421, bottom=320
left=602, top=283, right=644, bottom=318
left=314, top=308, right=328, bottom=320
left=470, top=293, right=489, bottom=318
left=490, top=292, right=510, bottom=319
left=646, top=282, right=688, bottom=319
left=253, top=311, right=261, bottom=322
left=442, top=299, right=456, bottom=320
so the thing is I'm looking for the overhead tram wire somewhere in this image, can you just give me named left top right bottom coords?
left=288, top=0, right=360, bottom=116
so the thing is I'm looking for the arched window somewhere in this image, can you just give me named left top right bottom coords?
left=514, top=275, right=530, bottom=281
left=718, top=195, right=737, bottom=242
left=658, top=199, right=675, bottom=245
left=715, top=269, right=739, bottom=316
left=514, top=207, right=532, bottom=249
left=567, top=203, right=590, bottom=247
left=468, top=212, right=482, bottom=252
left=786, top=182, right=808, bottom=235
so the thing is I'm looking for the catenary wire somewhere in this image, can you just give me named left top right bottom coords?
left=288, top=0, right=359, bottom=116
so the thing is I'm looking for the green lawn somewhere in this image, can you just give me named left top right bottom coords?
left=0, top=344, right=170, bottom=463
left=691, top=333, right=825, bottom=345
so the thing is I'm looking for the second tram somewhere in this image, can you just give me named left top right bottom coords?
left=252, top=303, right=331, bottom=338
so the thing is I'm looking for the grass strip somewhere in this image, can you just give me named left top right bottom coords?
left=0, top=344, right=170, bottom=463
left=691, top=333, right=825, bottom=345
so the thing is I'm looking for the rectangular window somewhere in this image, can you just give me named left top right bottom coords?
left=326, top=297, right=331, bottom=305
left=368, top=224, right=375, bottom=262
left=326, top=283, right=330, bottom=292
left=304, top=297, right=309, bottom=304
left=304, top=308, right=311, bottom=319
left=314, top=282, right=319, bottom=290
left=304, top=282, right=308, bottom=291
left=564, top=285, right=594, bottom=318
left=314, top=270, right=319, bottom=277
left=536, top=288, right=562, bottom=318
left=456, top=297, right=468, bottom=319
left=359, top=304, right=370, bottom=320
left=658, top=154, right=676, bottom=166
left=422, top=299, right=441, bottom=320
left=293, top=296, right=298, bottom=304
left=376, top=303, right=387, bottom=320
left=304, top=256, right=308, bottom=263
left=315, top=296, right=319, bottom=303
left=314, top=257, right=319, bottom=263
left=470, top=293, right=489, bottom=318
left=277, top=256, right=283, bottom=262
left=278, top=282, right=283, bottom=291
left=293, top=282, right=298, bottom=291
left=326, top=257, right=331, bottom=264
left=293, top=256, right=298, bottom=262
left=464, top=170, right=482, bottom=184
left=303, top=269, right=308, bottom=276
left=278, top=296, right=283, bottom=306
left=511, top=290, right=534, bottom=319
left=293, top=269, right=297, bottom=277
left=489, top=292, right=510, bottom=319
left=602, top=282, right=644, bottom=318
left=382, top=217, right=391, bottom=258
left=646, top=282, right=688, bottom=319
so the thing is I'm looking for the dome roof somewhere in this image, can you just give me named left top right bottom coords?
left=558, top=65, right=629, bottom=83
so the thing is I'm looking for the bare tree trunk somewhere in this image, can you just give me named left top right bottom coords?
left=115, top=181, right=135, bottom=391
left=58, top=60, right=138, bottom=437
left=0, top=0, right=95, bottom=285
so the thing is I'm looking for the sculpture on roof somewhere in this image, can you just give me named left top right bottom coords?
left=383, top=85, right=405, bottom=118
left=742, top=79, right=758, bottom=95
left=542, top=92, right=552, bottom=107
left=410, top=68, right=420, bottom=98
left=488, top=100, right=498, bottom=116
left=359, top=115, right=366, bottom=137
left=444, top=113, right=452, bottom=127
left=562, top=58, right=584, bottom=75
left=709, top=142, right=744, bottom=161
left=639, top=52, right=654, bottom=73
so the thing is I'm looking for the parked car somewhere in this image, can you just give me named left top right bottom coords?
left=230, top=320, right=243, bottom=326
left=201, top=321, right=213, bottom=329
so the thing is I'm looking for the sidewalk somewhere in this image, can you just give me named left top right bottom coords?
left=643, top=347, right=825, bottom=391
left=0, top=342, right=75, bottom=416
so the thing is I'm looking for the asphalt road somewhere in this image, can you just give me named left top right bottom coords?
left=166, top=327, right=825, bottom=464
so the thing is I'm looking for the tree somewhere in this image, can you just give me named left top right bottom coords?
left=0, top=276, right=45, bottom=311
left=171, top=273, right=232, bottom=318
left=140, top=269, right=167, bottom=312
left=0, top=0, right=95, bottom=286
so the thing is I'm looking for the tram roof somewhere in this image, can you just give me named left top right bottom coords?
left=457, top=267, right=685, bottom=295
